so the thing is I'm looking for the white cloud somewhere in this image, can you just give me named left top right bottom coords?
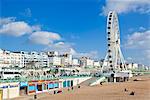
left=124, top=29, right=150, bottom=65
left=125, top=30, right=150, bottom=49
left=139, top=26, right=146, bottom=31
left=0, top=21, right=32, bottom=36
left=101, top=0, right=150, bottom=15
left=29, top=31, right=61, bottom=45
left=0, top=17, right=62, bottom=45
left=44, top=42, right=73, bottom=53
left=31, top=25, right=41, bottom=31
left=0, top=17, right=37, bottom=36
left=0, top=17, right=16, bottom=25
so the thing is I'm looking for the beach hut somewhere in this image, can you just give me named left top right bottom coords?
left=58, top=80, right=63, bottom=88
left=27, top=80, right=62, bottom=95
left=67, top=80, right=71, bottom=87
left=48, top=82, right=54, bottom=89
left=71, top=80, right=73, bottom=87
left=36, top=80, right=44, bottom=93
left=28, top=82, right=36, bottom=95
left=63, top=81, right=67, bottom=88
left=53, top=82, right=59, bottom=88
left=63, top=80, right=73, bottom=88
left=43, top=81, right=48, bottom=92
left=20, top=82, right=28, bottom=95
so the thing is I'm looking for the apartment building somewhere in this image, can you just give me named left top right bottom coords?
left=26, top=51, right=49, bottom=68
left=80, top=57, right=94, bottom=68
left=0, top=49, right=23, bottom=68
left=60, top=53, right=72, bottom=67
left=93, top=61, right=101, bottom=68
left=47, top=51, right=61, bottom=66
left=72, top=59, right=80, bottom=66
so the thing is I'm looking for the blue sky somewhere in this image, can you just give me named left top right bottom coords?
left=0, top=0, right=150, bottom=65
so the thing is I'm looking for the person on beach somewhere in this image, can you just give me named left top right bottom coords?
left=130, top=91, right=135, bottom=95
left=124, top=88, right=128, bottom=92
left=71, top=86, right=74, bottom=90
left=100, top=82, right=103, bottom=85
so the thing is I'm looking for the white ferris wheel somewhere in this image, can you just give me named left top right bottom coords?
left=102, top=11, right=127, bottom=73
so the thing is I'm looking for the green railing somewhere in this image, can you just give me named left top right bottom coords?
left=0, top=75, right=91, bottom=83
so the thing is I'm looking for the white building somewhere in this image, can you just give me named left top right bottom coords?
left=80, top=57, right=87, bottom=67
left=46, top=52, right=73, bottom=67
left=0, top=49, right=23, bottom=68
left=29, top=51, right=49, bottom=68
left=19, top=51, right=49, bottom=68
left=72, top=59, right=80, bottom=66
left=86, top=59, right=94, bottom=66
left=94, top=61, right=100, bottom=67
left=49, top=56, right=61, bottom=66
left=133, top=63, right=138, bottom=69
left=10, top=52, right=22, bottom=68
left=80, top=57, right=94, bottom=67
left=138, top=64, right=149, bottom=70
left=126, top=63, right=138, bottom=70
left=19, top=51, right=30, bottom=68
left=61, top=53, right=72, bottom=67
left=47, top=51, right=61, bottom=66
left=0, top=49, right=11, bottom=68
left=126, top=63, right=132, bottom=69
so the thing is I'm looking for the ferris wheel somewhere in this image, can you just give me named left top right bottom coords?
left=102, top=11, right=127, bottom=73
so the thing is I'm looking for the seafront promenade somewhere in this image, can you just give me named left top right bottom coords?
left=10, top=75, right=150, bottom=100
